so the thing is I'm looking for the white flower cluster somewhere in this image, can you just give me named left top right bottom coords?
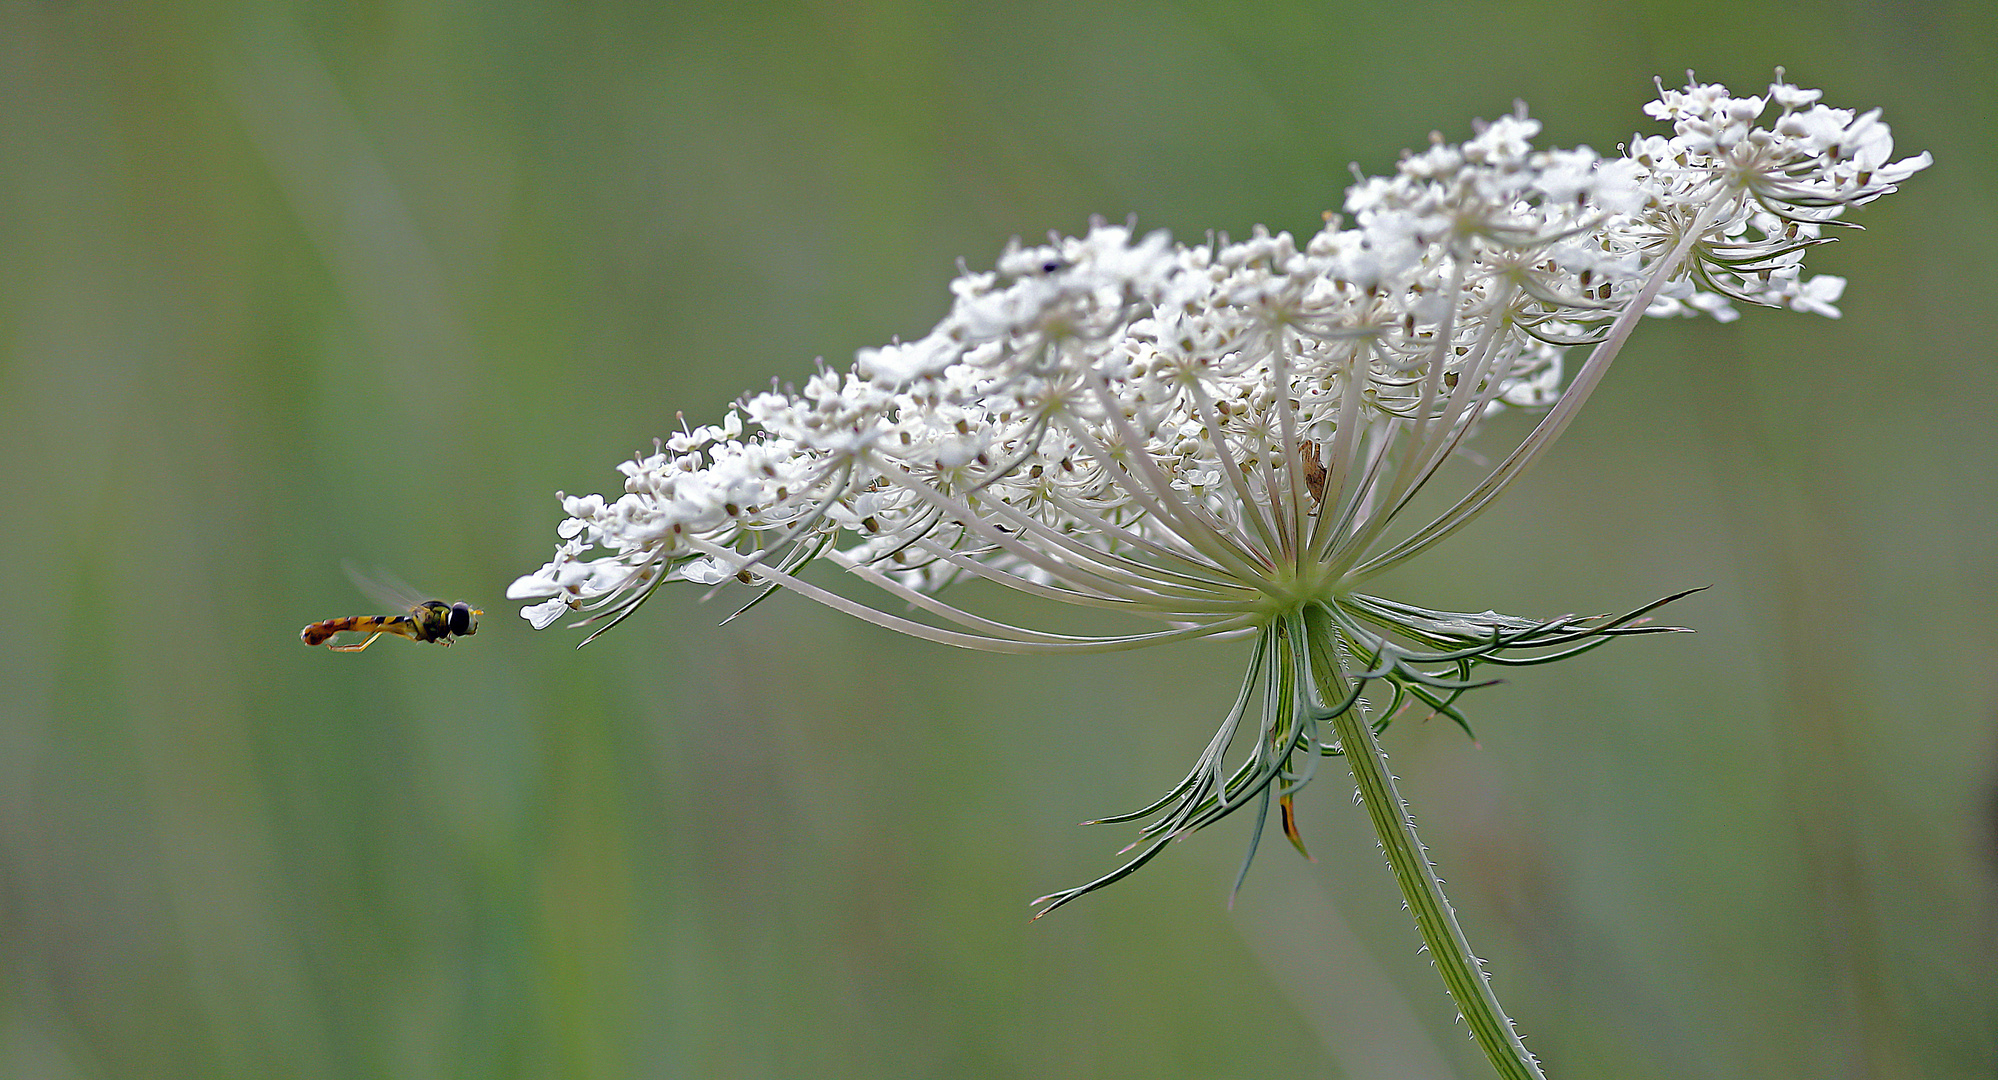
left=511, top=75, right=1925, bottom=649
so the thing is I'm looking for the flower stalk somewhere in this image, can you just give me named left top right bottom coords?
left=1302, top=605, right=1545, bottom=1080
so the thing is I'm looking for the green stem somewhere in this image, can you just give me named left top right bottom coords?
left=1301, top=606, right=1547, bottom=1080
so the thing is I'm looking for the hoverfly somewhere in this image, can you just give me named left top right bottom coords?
left=300, top=565, right=481, bottom=653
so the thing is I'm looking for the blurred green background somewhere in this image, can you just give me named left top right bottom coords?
left=2, top=1, right=1992, bottom=1077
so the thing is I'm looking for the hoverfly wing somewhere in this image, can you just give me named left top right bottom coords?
left=342, top=560, right=437, bottom=615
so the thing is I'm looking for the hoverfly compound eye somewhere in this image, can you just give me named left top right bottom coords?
left=449, top=602, right=478, bottom=637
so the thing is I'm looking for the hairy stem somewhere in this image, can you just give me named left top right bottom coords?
left=1301, top=605, right=1547, bottom=1080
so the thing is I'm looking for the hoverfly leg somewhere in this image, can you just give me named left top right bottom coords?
left=329, top=632, right=385, bottom=652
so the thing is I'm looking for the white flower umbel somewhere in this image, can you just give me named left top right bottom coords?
left=515, top=74, right=1923, bottom=1078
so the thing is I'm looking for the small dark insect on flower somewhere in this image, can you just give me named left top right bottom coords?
left=1300, top=440, right=1328, bottom=504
